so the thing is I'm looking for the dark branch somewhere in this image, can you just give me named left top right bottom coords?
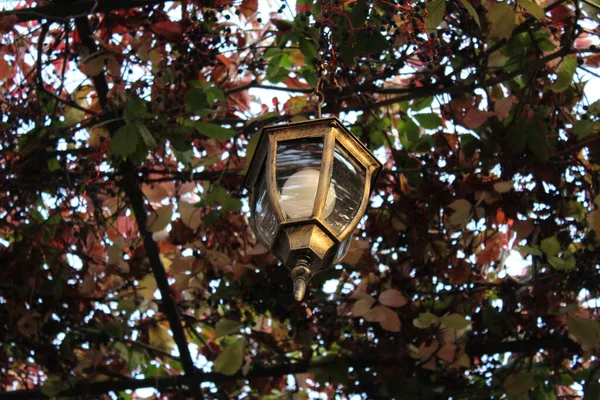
left=0, top=0, right=170, bottom=23
left=73, top=15, right=204, bottom=400
left=0, top=335, right=581, bottom=399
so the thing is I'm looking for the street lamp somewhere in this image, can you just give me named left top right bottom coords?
left=245, top=118, right=382, bottom=301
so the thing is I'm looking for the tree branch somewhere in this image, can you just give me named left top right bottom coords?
left=0, top=0, right=171, bottom=22
left=73, top=15, right=204, bottom=400
left=0, top=335, right=581, bottom=399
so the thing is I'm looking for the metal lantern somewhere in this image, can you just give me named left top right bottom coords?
left=245, top=118, right=382, bottom=301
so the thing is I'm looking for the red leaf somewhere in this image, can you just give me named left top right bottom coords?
left=152, top=21, right=184, bottom=42
left=379, top=306, right=401, bottom=332
left=378, top=289, right=408, bottom=308
left=240, top=0, right=258, bottom=18
left=296, top=0, right=312, bottom=13
left=494, top=97, right=514, bottom=121
left=0, top=14, right=18, bottom=34
left=585, top=53, right=600, bottom=68
left=0, top=55, right=9, bottom=80
left=462, top=108, right=493, bottom=129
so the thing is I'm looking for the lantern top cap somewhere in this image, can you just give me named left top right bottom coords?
left=244, top=117, right=383, bottom=192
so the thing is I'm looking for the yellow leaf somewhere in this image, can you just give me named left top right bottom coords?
left=215, top=319, right=244, bottom=338
left=107, top=236, right=125, bottom=265
left=341, top=239, right=370, bottom=266
left=79, top=51, right=107, bottom=77
left=205, top=249, right=232, bottom=269
left=493, top=180, right=513, bottom=193
left=138, top=274, right=157, bottom=305
left=213, top=338, right=247, bottom=375
left=448, top=199, right=472, bottom=227
left=179, top=203, right=203, bottom=231
left=171, top=255, right=194, bottom=275
left=149, top=325, right=175, bottom=353
left=413, top=312, right=439, bottom=329
left=448, top=199, right=472, bottom=213
left=440, top=314, right=472, bottom=330
left=147, top=204, right=173, bottom=233
left=567, top=316, right=600, bottom=350
left=588, top=210, right=600, bottom=233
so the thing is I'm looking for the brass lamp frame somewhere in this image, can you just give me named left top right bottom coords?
left=245, top=117, right=382, bottom=300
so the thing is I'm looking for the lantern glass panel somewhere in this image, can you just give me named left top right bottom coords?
left=252, top=167, right=278, bottom=245
left=325, top=145, right=366, bottom=235
left=276, top=138, right=335, bottom=220
left=334, top=235, right=352, bottom=263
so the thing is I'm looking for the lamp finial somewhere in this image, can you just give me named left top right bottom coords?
left=291, top=259, right=311, bottom=301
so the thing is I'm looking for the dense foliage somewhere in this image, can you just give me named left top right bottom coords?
left=1, top=0, right=600, bottom=398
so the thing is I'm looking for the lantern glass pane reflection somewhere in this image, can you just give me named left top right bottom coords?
left=252, top=167, right=278, bottom=245
left=325, top=145, right=366, bottom=235
left=334, top=235, right=352, bottom=263
left=276, top=138, right=335, bottom=220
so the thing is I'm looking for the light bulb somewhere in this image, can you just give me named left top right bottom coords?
left=281, top=169, right=336, bottom=219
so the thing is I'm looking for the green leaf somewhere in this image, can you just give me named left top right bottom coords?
left=173, top=147, right=193, bottom=166
left=47, top=158, right=61, bottom=172
left=519, top=0, right=546, bottom=20
left=527, top=129, right=549, bottom=161
left=567, top=316, right=600, bottom=350
left=213, top=338, right=247, bottom=375
left=266, top=53, right=290, bottom=82
left=440, top=313, right=472, bottom=330
left=135, top=121, right=157, bottom=148
left=215, top=319, right=244, bottom=338
left=574, top=119, right=598, bottom=139
left=110, top=123, right=140, bottom=159
left=551, top=56, right=577, bottom=93
left=204, top=209, right=223, bottom=228
left=425, top=0, right=446, bottom=32
left=41, top=376, right=68, bottom=397
left=206, top=86, right=225, bottom=106
left=106, top=322, right=127, bottom=339
left=300, top=66, right=317, bottom=86
left=245, top=130, right=261, bottom=164
left=414, top=113, right=443, bottom=129
left=350, top=0, right=368, bottom=27
left=585, top=379, right=600, bottom=400
left=519, top=245, right=542, bottom=256
left=400, top=118, right=420, bottom=146
left=185, top=88, right=209, bottom=113
left=354, top=30, right=390, bottom=55
left=124, top=96, right=151, bottom=122
left=309, top=357, right=349, bottom=385
left=205, top=186, right=242, bottom=212
left=299, top=37, right=317, bottom=60
left=413, top=312, right=439, bottom=329
left=412, top=96, right=434, bottom=111
left=195, top=122, right=237, bottom=140
left=459, top=0, right=481, bottom=27
left=461, top=133, right=479, bottom=158
left=589, top=99, right=600, bottom=115
left=548, top=255, right=576, bottom=271
left=488, top=3, right=515, bottom=39
left=505, top=372, right=534, bottom=399
left=540, top=236, right=560, bottom=257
